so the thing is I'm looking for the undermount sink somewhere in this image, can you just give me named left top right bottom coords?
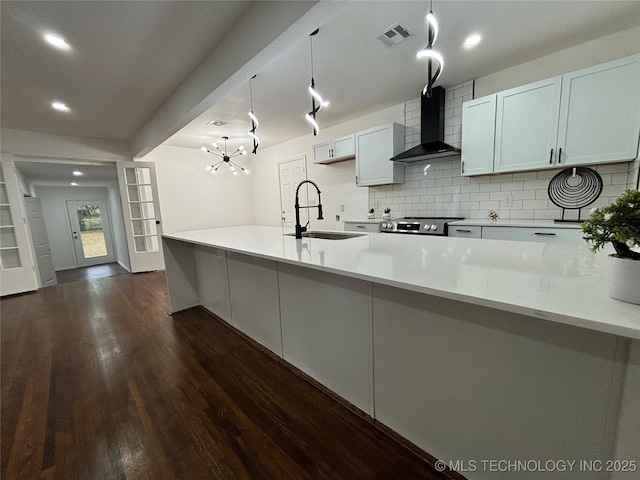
left=285, top=231, right=366, bottom=240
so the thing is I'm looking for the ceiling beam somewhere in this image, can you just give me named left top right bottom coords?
left=131, top=0, right=350, bottom=159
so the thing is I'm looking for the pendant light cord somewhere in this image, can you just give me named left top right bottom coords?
left=309, top=35, right=315, bottom=78
left=249, top=76, right=254, bottom=111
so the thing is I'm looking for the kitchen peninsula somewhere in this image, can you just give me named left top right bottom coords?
left=162, top=226, right=639, bottom=480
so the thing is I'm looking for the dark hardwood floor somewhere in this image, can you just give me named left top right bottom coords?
left=55, top=262, right=129, bottom=285
left=1, top=271, right=456, bottom=479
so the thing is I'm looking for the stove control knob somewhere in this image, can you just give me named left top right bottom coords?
left=431, top=224, right=438, bottom=231
left=382, top=223, right=389, bottom=229
left=423, top=224, right=430, bottom=230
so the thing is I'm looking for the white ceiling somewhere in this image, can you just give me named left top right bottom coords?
left=15, top=161, right=117, bottom=187
left=1, top=1, right=639, bottom=158
left=167, top=0, right=640, bottom=152
left=1, top=0, right=252, bottom=140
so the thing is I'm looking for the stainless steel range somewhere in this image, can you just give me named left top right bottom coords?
left=378, top=217, right=464, bottom=236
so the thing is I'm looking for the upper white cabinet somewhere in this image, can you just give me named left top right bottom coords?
left=494, top=77, right=562, bottom=173
left=355, top=123, right=405, bottom=186
left=461, top=95, right=496, bottom=176
left=313, top=133, right=355, bottom=164
left=557, top=56, right=640, bottom=166
left=462, top=54, right=640, bottom=175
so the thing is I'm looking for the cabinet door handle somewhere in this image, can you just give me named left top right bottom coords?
left=534, top=232, right=556, bottom=236
left=356, top=225, right=366, bottom=229
left=558, top=147, right=562, bottom=164
left=461, top=161, right=465, bottom=174
left=549, top=148, right=554, bottom=165
left=455, top=229, right=472, bottom=233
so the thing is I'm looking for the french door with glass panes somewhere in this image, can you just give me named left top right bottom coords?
left=66, top=199, right=116, bottom=268
left=0, top=155, right=37, bottom=296
left=117, top=161, right=164, bottom=273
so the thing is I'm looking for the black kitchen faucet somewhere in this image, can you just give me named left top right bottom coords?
left=294, top=179, right=324, bottom=239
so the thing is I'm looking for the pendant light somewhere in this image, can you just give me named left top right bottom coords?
left=247, top=75, right=260, bottom=154
left=305, top=29, right=329, bottom=135
left=416, top=0, right=444, bottom=98
left=201, top=136, right=249, bottom=175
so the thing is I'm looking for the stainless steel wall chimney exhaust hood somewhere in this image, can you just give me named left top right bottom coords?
left=390, top=86, right=460, bottom=162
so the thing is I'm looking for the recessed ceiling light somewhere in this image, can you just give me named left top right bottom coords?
left=52, top=101, right=70, bottom=112
left=70, top=182, right=78, bottom=186
left=464, top=34, right=482, bottom=49
left=72, top=170, right=83, bottom=176
left=43, top=33, right=70, bottom=51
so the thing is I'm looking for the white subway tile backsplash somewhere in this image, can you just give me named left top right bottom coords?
left=469, top=192, right=490, bottom=201
left=512, top=190, right=536, bottom=200
left=499, top=181, right=524, bottom=191
left=523, top=179, right=549, bottom=190
left=436, top=177, right=453, bottom=187
left=372, top=85, right=637, bottom=220
left=479, top=183, right=501, bottom=193
left=523, top=199, right=549, bottom=210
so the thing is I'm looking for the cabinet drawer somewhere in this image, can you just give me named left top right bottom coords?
left=448, top=225, right=482, bottom=238
left=344, top=222, right=378, bottom=233
left=481, top=226, right=583, bottom=244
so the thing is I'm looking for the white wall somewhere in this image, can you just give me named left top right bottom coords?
left=105, top=181, right=130, bottom=271
left=141, top=145, right=254, bottom=233
left=34, top=186, right=125, bottom=271
left=248, top=104, right=405, bottom=231
left=474, top=26, right=640, bottom=97
left=0, top=128, right=131, bottom=161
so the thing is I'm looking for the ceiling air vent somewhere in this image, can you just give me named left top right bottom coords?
left=376, top=22, right=413, bottom=48
left=207, top=119, right=229, bottom=127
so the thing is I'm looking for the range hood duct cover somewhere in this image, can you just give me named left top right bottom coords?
left=391, top=86, right=460, bottom=163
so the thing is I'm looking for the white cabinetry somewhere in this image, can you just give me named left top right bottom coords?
left=344, top=222, right=379, bottom=232
left=481, top=226, right=583, bottom=244
left=494, top=77, right=562, bottom=173
left=355, top=123, right=405, bottom=186
left=448, top=225, right=482, bottom=238
left=461, top=95, right=496, bottom=176
left=463, top=55, right=640, bottom=176
left=227, top=252, right=282, bottom=356
left=313, top=134, right=355, bottom=164
left=557, top=56, right=640, bottom=166
left=278, top=262, right=373, bottom=414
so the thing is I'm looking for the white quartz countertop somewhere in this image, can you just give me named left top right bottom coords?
left=449, top=219, right=583, bottom=229
left=163, top=226, right=640, bottom=339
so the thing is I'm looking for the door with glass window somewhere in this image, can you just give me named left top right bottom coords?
left=116, top=161, right=163, bottom=273
left=66, top=200, right=115, bottom=268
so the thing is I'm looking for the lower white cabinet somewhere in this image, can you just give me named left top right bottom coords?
left=448, top=225, right=482, bottom=238
left=278, top=262, right=373, bottom=415
left=194, top=246, right=231, bottom=323
left=355, top=123, right=405, bottom=186
left=344, top=222, right=379, bottom=232
left=481, top=226, right=583, bottom=244
left=372, top=283, right=621, bottom=478
left=227, top=252, right=282, bottom=356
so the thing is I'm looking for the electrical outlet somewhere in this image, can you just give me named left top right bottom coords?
left=503, top=194, right=513, bottom=207
left=335, top=214, right=340, bottom=221
left=339, top=204, right=345, bottom=212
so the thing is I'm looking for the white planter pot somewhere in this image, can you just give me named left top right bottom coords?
left=367, top=213, right=375, bottom=219
left=606, top=254, right=640, bottom=305
left=382, top=213, right=391, bottom=220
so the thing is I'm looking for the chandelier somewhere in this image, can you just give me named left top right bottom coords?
left=201, top=136, right=249, bottom=175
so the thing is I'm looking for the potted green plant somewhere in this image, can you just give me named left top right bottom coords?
left=382, top=207, right=391, bottom=220
left=367, top=208, right=375, bottom=220
left=582, top=189, right=640, bottom=304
